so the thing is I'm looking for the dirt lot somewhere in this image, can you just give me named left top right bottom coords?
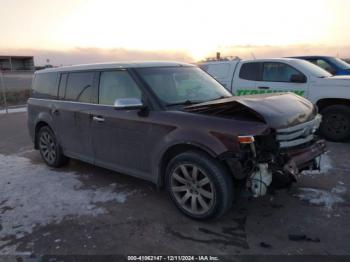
left=0, top=111, right=349, bottom=260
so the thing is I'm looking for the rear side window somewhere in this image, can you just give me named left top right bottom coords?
left=99, top=71, right=141, bottom=105
left=65, top=72, right=94, bottom=103
left=32, top=72, right=59, bottom=98
left=239, top=62, right=262, bottom=81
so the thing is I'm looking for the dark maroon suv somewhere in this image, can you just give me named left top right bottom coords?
left=27, top=61, right=326, bottom=220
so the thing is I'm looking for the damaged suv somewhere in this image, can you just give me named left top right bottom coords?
left=27, top=62, right=326, bottom=220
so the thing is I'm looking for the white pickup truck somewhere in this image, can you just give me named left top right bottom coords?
left=199, top=58, right=350, bottom=141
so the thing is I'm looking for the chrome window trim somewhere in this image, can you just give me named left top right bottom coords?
left=28, top=97, right=115, bottom=108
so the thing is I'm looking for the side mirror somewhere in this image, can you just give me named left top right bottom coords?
left=290, top=74, right=307, bottom=83
left=113, top=98, right=144, bottom=109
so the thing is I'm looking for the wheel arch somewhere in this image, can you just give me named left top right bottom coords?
left=316, top=98, right=350, bottom=112
left=156, top=143, right=218, bottom=188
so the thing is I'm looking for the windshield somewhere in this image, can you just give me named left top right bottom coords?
left=136, top=66, right=232, bottom=105
left=328, top=57, right=350, bottom=70
left=295, top=59, right=332, bottom=78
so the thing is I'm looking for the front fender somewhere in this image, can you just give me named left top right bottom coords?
left=151, top=128, right=237, bottom=185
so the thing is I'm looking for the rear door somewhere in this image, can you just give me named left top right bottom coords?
left=55, top=71, right=96, bottom=163
left=232, top=62, right=261, bottom=96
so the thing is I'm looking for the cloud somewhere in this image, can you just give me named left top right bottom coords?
left=1, top=44, right=350, bottom=66
left=216, top=44, right=350, bottom=60
left=0, top=47, right=194, bottom=66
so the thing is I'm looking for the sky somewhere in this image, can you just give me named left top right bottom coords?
left=1, top=0, right=350, bottom=65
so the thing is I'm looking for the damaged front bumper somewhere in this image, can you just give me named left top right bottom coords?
left=237, top=115, right=327, bottom=197
left=246, top=138, right=326, bottom=197
left=283, top=139, right=327, bottom=177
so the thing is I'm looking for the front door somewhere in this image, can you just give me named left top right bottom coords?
left=90, top=70, right=154, bottom=180
left=258, top=62, right=309, bottom=98
left=234, top=61, right=308, bottom=98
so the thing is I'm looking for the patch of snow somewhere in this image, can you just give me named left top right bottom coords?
left=0, top=153, right=134, bottom=245
left=320, top=153, right=333, bottom=173
left=0, top=107, right=27, bottom=114
left=295, top=185, right=346, bottom=210
left=331, top=184, right=347, bottom=195
left=91, top=189, right=128, bottom=204
left=302, top=153, right=333, bottom=177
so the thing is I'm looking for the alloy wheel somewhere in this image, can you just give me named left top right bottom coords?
left=39, top=131, right=57, bottom=164
left=170, top=164, right=215, bottom=215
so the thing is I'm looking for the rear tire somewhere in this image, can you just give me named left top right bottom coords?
left=165, top=150, right=233, bottom=220
left=319, top=105, right=350, bottom=142
left=37, top=126, right=68, bottom=167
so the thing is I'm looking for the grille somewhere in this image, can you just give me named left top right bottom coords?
left=276, top=114, right=322, bottom=148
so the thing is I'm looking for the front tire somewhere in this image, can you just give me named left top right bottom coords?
left=319, top=105, right=350, bottom=142
left=165, top=150, right=233, bottom=220
left=37, top=126, right=68, bottom=167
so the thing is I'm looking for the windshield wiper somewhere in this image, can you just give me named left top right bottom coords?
left=166, top=96, right=231, bottom=107
left=212, top=95, right=231, bottom=100
left=166, top=100, right=203, bottom=106
left=201, top=95, right=232, bottom=103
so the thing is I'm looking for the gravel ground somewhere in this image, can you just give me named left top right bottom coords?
left=0, top=111, right=349, bottom=260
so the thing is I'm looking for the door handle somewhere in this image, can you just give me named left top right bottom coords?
left=258, top=86, right=270, bottom=89
left=92, top=116, right=105, bottom=123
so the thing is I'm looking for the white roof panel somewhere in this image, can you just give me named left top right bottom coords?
left=35, top=61, right=194, bottom=74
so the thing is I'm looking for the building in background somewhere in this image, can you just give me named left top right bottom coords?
left=0, top=55, right=35, bottom=93
left=0, top=56, right=34, bottom=71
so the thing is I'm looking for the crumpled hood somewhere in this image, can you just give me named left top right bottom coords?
left=185, top=93, right=316, bottom=129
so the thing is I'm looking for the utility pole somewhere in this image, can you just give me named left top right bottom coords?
left=0, top=70, right=8, bottom=114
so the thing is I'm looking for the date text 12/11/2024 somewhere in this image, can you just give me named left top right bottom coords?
left=127, top=255, right=220, bottom=261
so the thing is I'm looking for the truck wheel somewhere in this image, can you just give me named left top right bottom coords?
left=38, top=126, right=68, bottom=167
left=165, top=150, right=233, bottom=220
left=320, top=105, right=350, bottom=142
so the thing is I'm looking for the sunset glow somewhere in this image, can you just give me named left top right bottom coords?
left=1, top=0, right=350, bottom=63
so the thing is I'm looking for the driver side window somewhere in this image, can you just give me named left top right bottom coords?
left=262, top=62, right=303, bottom=82
left=98, top=71, right=141, bottom=105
